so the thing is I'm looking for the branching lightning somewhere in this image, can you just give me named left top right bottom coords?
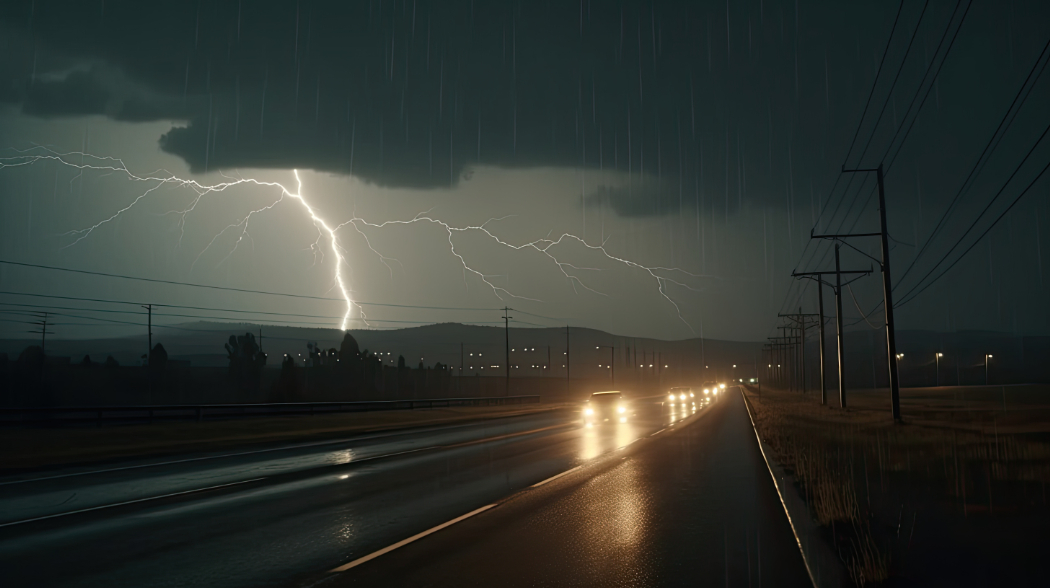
left=1, top=146, right=712, bottom=333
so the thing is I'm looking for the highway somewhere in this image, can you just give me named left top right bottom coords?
left=0, top=388, right=810, bottom=587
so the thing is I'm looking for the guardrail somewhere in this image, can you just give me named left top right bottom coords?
left=0, top=395, right=542, bottom=427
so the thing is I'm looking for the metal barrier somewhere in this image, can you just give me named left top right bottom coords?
left=0, top=396, right=542, bottom=427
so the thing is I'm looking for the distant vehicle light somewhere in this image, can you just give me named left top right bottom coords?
left=704, top=389, right=709, bottom=394
left=584, top=408, right=594, bottom=416
left=620, top=417, right=627, bottom=423
left=618, top=406, right=626, bottom=413
left=689, top=392, right=695, bottom=398
left=720, top=383, right=726, bottom=389
left=668, top=394, right=675, bottom=401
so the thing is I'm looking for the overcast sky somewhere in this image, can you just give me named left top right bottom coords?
left=1, top=0, right=1048, bottom=342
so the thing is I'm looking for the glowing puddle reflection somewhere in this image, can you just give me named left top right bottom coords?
left=558, top=454, right=654, bottom=578
left=579, top=420, right=642, bottom=460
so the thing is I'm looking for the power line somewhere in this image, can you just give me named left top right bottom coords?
left=881, top=0, right=973, bottom=173
left=777, top=0, right=915, bottom=325
left=0, top=260, right=500, bottom=312
left=0, top=301, right=538, bottom=331
left=895, top=145, right=1050, bottom=308
left=840, top=0, right=908, bottom=168
left=894, top=29, right=1050, bottom=289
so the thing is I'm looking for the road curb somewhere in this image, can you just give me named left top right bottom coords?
left=738, top=388, right=849, bottom=588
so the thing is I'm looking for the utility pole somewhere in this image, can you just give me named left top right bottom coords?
left=792, top=245, right=871, bottom=409
left=768, top=337, right=792, bottom=388
left=503, top=307, right=511, bottom=396
left=824, top=164, right=901, bottom=420
left=835, top=245, right=845, bottom=407
left=28, top=312, right=52, bottom=355
left=27, top=312, right=53, bottom=380
left=800, top=309, right=806, bottom=393
left=779, top=311, right=818, bottom=394
left=142, top=304, right=154, bottom=402
left=778, top=326, right=793, bottom=390
left=818, top=285, right=827, bottom=405
left=141, top=304, right=152, bottom=361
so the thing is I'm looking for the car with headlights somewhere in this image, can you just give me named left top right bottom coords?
left=666, top=386, right=694, bottom=402
left=583, top=391, right=630, bottom=424
left=701, top=381, right=720, bottom=396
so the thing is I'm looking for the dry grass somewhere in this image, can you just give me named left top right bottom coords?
left=743, top=384, right=1050, bottom=586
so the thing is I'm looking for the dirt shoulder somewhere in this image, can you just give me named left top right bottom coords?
left=0, top=403, right=573, bottom=474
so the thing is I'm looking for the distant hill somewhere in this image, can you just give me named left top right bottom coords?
left=0, top=321, right=760, bottom=382
left=2, top=323, right=1044, bottom=384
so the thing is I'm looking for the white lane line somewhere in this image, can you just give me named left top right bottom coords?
left=651, top=427, right=667, bottom=436
left=330, top=504, right=497, bottom=572
left=530, top=465, right=583, bottom=488
left=0, top=477, right=266, bottom=528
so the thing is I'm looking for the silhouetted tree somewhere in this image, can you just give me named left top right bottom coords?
left=339, top=333, right=360, bottom=360
left=104, top=355, right=120, bottom=369
left=226, top=333, right=267, bottom=393
left=149, top=343, right=168, bottom=379
left=271, top=354, right=301, bottom=401
left=80, top=355, right=93, bottom=367
left=306, top=342, right=322, bottom=367
left=397, top=355, right=406, bottom=370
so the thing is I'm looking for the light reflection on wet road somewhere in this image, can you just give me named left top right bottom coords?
left=0, top=389, right=805, bottom=587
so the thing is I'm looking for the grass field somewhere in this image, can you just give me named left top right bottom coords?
left=743, top=384, right=1050, bottom=586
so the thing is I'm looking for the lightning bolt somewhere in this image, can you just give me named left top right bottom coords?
left=1, top=146, right=713, bottom=333
left=2, top=147, right=363, bottom=329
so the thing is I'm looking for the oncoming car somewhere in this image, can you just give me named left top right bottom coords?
left=583, top=391, right=631, bottom=424
left=666, top=386, right=694, bottom=402
left=701, top=381, right=722, bottom=396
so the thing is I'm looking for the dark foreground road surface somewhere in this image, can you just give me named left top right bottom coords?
left=0, top=389, right=809, bottom=587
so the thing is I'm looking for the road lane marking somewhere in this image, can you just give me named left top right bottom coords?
left=330, top=504, right=497, bottom=572
left=651, top=427, right=667, bottom=436
left=0, top=477, right=266, bottom=528
left=530, top=465, right=583, bottom=488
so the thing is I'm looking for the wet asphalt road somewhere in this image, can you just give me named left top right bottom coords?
left=0, top=389, right=809, bottom=587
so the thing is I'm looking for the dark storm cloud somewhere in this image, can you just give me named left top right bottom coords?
left=1, top=1, right=1046, bottom=219
left=20, top=65, right=195, bottom=121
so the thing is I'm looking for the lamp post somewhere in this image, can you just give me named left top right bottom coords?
left=596, top=345, right=615, bottom=384
left=985, top=354, right=993, bottom=386
left=935, top=353, right=943, bottom=387
left=895, top=354, right=904, bottom=387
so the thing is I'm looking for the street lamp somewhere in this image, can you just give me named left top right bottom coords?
left=935, top=353, right=943, bottom=387
left=985, top=354, right=993, bottom=385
